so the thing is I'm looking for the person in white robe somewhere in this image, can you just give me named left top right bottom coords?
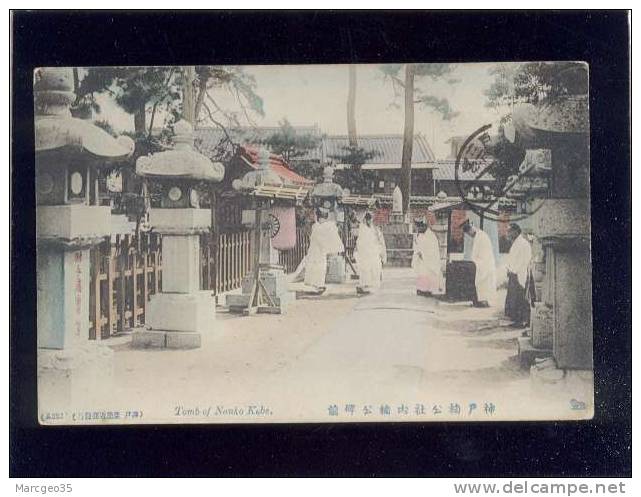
left=411, top=219, right=443, bottom=296
left=504, top=223, right=533, bottom=326
left=304, top=209, right=344, bottom=293
left=355, top=212, right=385, bottom=294
left=462, top=221, right=496, bottom=307
left=375, top=223, right=387, bottom=278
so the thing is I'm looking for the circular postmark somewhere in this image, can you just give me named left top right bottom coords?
left=454, top=123, right=547, bottom=223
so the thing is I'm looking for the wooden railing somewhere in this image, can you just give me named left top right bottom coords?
left=201, top=229, right=254, bottom=296
left=279, top=227, right=311, bottom=273
left=276, top=224, right=356, bottom=274
left=89, top=233, right=162, bottom=340
left=342, top=226, right=356, bottom=261
left=88, top=218, right=350, bottom=337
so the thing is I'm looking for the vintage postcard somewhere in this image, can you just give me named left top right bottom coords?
left=35, top=62, right=593, bottom=424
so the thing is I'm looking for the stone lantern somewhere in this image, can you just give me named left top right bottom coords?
left=35, top=67, right=134, bottom=410
left=510, top=95, right=593, bottom=374
left=311, top=165, right=344, bottom=216
left=226, top=147, right=295, bottom=314
left=133, top=119, right=224, bottom=349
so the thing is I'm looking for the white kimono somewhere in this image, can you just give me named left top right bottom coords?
left=506, top=234, right=532, bottom=287
left=376, top=227, right=388, bottom=266
left=304, top=220, right=344, bottom=288
left=470, top=229, right=496, bottom=303
left=412, top=229, right=442, bottom=293
left=356, top=223, right=384, bottom=289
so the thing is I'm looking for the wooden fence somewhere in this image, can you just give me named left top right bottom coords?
left=201, top=225, right=311, bottom=295
left=87, top=218, right=323, bottom=340
left=201, top=229, right=254, bottom=296
left=274, top=220, right=356, bottom=274
left=89, top=233, right=162, bottom=340
left=278, top=227, right=311, bottom=273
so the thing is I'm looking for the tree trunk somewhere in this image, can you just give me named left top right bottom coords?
left=400, top=64, right=415, bottom=214
left=133, top=101, right=146, bottom=136
left=182, top=66, right=196, bottom=125
left=347, top=65, right=358, bottom=147
left=194, top=71, right=208, bottom=125
left=72, top=68, right=80, bottom=94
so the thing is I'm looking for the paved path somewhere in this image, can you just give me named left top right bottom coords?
left=41, top=268, right=594, bottom=424
left=275, top=269, right=531, bottom=417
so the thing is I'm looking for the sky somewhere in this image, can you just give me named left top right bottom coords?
left=95, top=62, right=510, bottom=159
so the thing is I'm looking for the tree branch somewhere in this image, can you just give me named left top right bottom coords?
left=205, top=91, right=225, bottom=115
left=194, top=72, right=209, bottom=123
left=147, top=67, right=176, bottom=138
left=202, top=101, right=237, bottom=154
left=234, top=87, right=258, bottom=128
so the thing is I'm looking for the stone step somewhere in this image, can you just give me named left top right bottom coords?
left=517, top=336, right=552, bottom=369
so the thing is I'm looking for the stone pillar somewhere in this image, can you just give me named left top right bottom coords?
left=536, top=199, right=592, bottom=369
left=382, top=186, right=413, bottom=267
left=390, top=185, right=405, bottom=223
left=133, top=209, right=215, bottom=349
left=37, top=237, right=112, bottom=411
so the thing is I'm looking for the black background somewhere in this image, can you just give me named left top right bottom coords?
left=10, top=10, right=631, bottom=477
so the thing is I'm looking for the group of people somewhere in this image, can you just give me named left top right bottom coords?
left=302, top=207, right=534, bottom=328
left=461, top=220, right=533, bottom=327
left=303, top=208, right=387, bottom=295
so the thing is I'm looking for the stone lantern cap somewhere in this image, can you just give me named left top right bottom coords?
left=34, top=67, right=135, bottom=160
left=512, top=96, right=589, bottom=136
left=35, top=118, right=135, bottom=159
left=136, top=120, right=224, bottom=183
left=311, top=165, right=343, bottom=199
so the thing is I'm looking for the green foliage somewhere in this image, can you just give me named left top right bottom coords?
left=414, top=95, right=459, bottom=121
left=329, top=145, right=380, bottom=194
left=483, top=62, right=588, bottom=186
left=75, top=67, right=176, bottom=113
left=195, top=65, right=265, bottom=124
left=260, top=118, right=321, bottom=162
left=379, top=64, right=404, bottom=78
left=329, top=145, right=379, bottom=169
left=113, top=67, right=181, bottom=115
left=485, top=62, right=589, bottom=108
left=413, top=63, right=455, bottom=80
left=92, top=119, right=117, bottom=137
left=74, top=65, right=265, bottom=138
left=484, top=136, right=527, bottom=188
left=291, top=162, right=325, bottom=184
left=380, top=63, right=458, bottom=119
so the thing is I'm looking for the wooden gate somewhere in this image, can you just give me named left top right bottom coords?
left=89, top=232, right=162, bottom=340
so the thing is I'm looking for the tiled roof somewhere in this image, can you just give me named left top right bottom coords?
left=321, top=134, right=435, bottom=164
left=431, top=161, right=495, bottom=182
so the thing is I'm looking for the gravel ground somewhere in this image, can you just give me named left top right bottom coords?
left=38, top=268, right=594, bottom=425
